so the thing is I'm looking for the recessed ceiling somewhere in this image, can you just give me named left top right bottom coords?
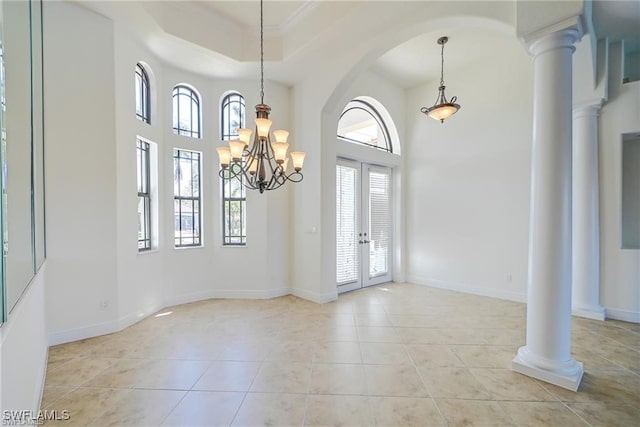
left=74, top=0, right=640, bottom=88
left=196, top=0, right=314, bottom=31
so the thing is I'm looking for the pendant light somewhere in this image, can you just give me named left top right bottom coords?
left=420, top=36, right=460, bottom=123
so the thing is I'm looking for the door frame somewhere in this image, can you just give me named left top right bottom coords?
left=336, top=158, right=393, bottom=293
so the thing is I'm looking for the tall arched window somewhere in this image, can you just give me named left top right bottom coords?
left=220, top=92, right=246, bottom=245
left=172, top=85, right=201, bottom=138
left=337, top=99, right=392, bottom=152
left=135, top=63, right=150, bottom=123
left=221, top=92, right=245, bottom=140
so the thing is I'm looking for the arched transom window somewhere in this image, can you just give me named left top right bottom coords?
left=337, top=99, right=393, bottom=153
left=172, top=85, right=201, bottom=138
left=221, top=92, right=246, bottom=140
left=135, top=63, right=150, bottom=123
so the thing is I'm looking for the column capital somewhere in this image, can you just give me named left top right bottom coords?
left=523, top=15, right=585, bottom=56
left=573, top=100, right=603, bottom=119
left=528, top=27, right=582, bottom=57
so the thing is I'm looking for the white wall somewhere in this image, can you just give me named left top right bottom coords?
left=405, top=36, right=533, bottom=302
left=0, top=268, right=47, bottom=415
left=44, top=1, right=293, bottom=345
left=44, top=3, right=119, bottom=342
left=158, top=70, right=292, bottom=305
left=113, top=23, right=166, bottom=326
left=290, top=2, right=517, bottom=303
left=599, top=42, right=640, bottom=322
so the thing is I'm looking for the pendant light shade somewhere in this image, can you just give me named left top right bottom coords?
left=420, top=36, right=460, bottom=123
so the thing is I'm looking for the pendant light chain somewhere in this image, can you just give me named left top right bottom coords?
left=439, top=42, right=445, bottom=86
left=260, top=0, right=265, bottom=104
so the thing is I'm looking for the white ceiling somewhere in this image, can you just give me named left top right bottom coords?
left=196, top=0, right=315, bottom=31
left=75, top=0, right=640, bottom=88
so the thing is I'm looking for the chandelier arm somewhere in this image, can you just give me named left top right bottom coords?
left=268, top=172, right=285, bottom=190
left=216, top=0, right=305, bottom=193
left=282, top=171, right=304, bottom=183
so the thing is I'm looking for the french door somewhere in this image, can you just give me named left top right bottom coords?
left=336, top=159, right=392, bottom=293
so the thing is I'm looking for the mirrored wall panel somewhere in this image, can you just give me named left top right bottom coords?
left=0, top=0, right=46, bottom=322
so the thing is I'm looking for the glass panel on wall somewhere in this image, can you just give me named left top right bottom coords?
left=32, top=0, right=45, bottom=270
left=3, top=0, right=37, bottom=314
left=621, top=134, right=640, bottom=249
left=0, top=0, right=47, bottom=320
left=0, top=23, right=6, bottom=323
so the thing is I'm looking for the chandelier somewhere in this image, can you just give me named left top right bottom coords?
left=216, top=0, right=305, bottom=193
left=420, top=36, right=460, bottom=123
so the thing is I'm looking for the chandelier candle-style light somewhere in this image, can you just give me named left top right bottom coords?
left=216, top=0, right=305, bottom=193
left=420, top=36, right=460, bottom=123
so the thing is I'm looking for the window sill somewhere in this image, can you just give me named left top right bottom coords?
left=137, top=248, right=160, bottom=256
left=174, top=245, right=205, bottom=251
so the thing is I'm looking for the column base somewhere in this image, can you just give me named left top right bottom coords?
left=512, top=346, right=583, bottom=391
left=572, top=304, right=606, bottom=321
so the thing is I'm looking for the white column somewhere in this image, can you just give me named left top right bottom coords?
left=572, top=103, right=605, bottom=321
left=512, top=28, right=584, bottom=391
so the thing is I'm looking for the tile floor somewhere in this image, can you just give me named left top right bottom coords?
left=41, top=283, right=640, bottom=426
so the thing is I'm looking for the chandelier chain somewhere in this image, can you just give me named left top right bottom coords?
left=260, top=0, right=265, bottom=104
left=217, top=0, right=305, bottom=192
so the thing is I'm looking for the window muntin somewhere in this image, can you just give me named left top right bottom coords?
left=137, top=140, right=151, bottom=250
left=135, top=64, right=150, bottom=123
left=172, top=85, right=200, bottom=138
left=337, top=100, right=392, bottom=152
left=173, top=149, right=201, bottom=247
left=221, top=92, right=247, bottom=245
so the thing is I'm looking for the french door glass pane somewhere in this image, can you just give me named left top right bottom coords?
left=368, top=170, right=390, bottom=278
left=336, top=164, right=358, bottom=284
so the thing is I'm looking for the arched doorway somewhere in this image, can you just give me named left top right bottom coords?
left=335, top=97, right=400, bottom=293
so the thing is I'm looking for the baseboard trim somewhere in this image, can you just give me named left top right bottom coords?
left=291, top=287, right=338, bottom=304
left=48, top=318, right=122, bottom=346
left=572, top=305, right=606, bottom=321
left=164, top=287, right=293, bottom=307
left=605, top=307, right=640, bottom=323
left=48, top=286, right=335, bottom=346
left=407, top=275, right=527, bottom=303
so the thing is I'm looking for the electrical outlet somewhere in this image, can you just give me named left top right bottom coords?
left=506, top=274, right=513, bottom=283
left=100, top=300, right=109, bottom=310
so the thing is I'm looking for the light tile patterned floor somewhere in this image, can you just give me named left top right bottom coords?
left=41, top=283, right=640, bottom=426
